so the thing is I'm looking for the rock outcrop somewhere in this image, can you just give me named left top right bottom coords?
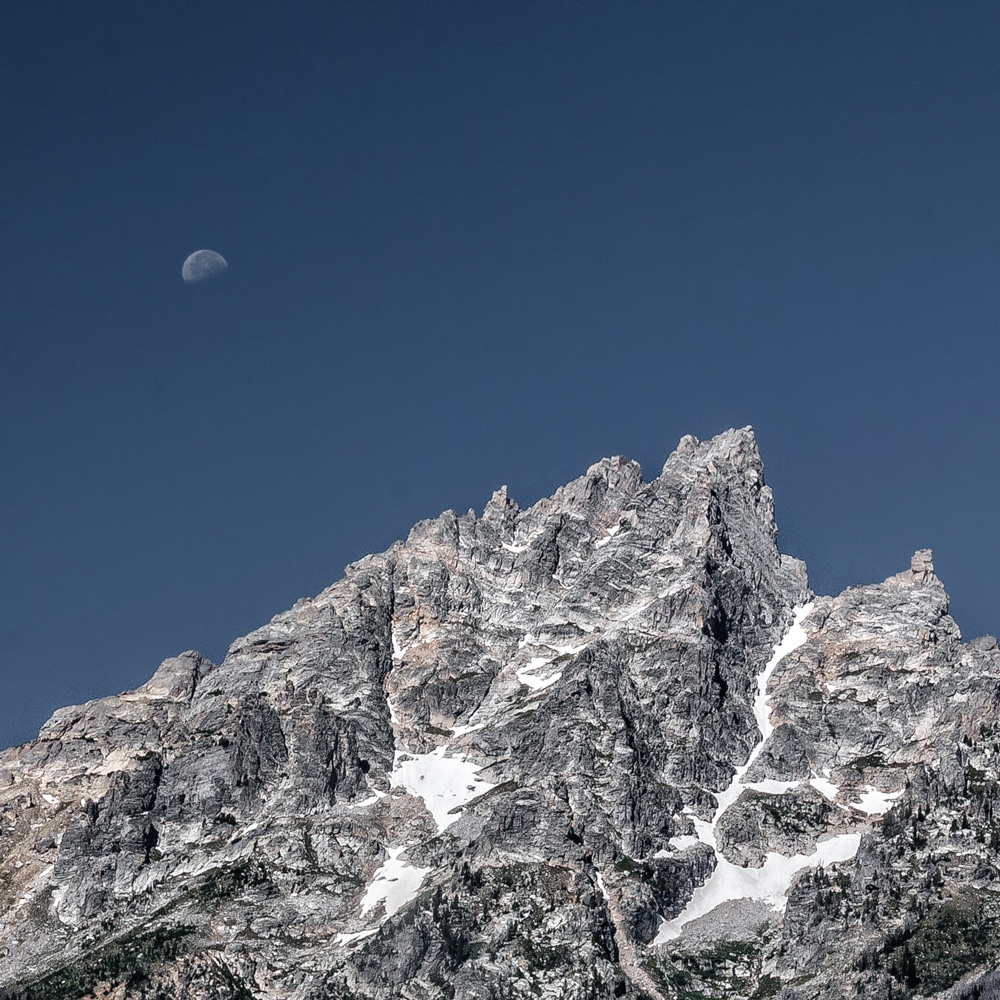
left=2, top=427, right=999, bottom=999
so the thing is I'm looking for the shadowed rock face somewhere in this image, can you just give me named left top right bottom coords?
left=2, top=427, right=999, bottom=1000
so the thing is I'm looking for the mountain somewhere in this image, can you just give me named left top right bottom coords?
left=2, top=427, right=999, bottom=1000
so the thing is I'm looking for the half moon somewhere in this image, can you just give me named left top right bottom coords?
left=182, top=249, right=228, bottom=283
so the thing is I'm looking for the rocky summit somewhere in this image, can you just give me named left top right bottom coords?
left=2, top=427, right=1000, bottom=1000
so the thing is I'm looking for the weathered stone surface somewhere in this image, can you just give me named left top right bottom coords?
left=1, top=427, right=999, bottom=999
left=715, top=786, right=840, bottom=867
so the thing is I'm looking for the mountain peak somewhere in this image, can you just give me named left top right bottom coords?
left=883, top=547, right=945, bottom=592
left=1, top=431, right=997, bottom=1000
left=663, top=424, right=763, bottom=475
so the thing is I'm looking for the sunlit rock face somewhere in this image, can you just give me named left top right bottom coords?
left=2, top=427, right=1000, bottom=1000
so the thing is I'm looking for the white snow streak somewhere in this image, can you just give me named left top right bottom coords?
left=699, top=604, right=814, bottom=830
left=334, top=927, right=378, bottom=947
left=652, top=603, right=864, bottom=943
left=551, top=642, right=588, bottom=658
left=510, top=704, right=541, bottom=717
left=810, top=775, right=840, bottom=801
left=596, top=870, right=611, bottom=903
left=743, top=779, right=803, bottom=795
left=595, top=523, right=622, bottom=548
left=450, top=721, right=488, bottom=737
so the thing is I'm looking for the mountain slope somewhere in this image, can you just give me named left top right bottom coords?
left=2, top=427, right=999, bottom=1000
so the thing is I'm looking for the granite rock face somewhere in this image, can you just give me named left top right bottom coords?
left=2, top=427, right=1000, bottom=1000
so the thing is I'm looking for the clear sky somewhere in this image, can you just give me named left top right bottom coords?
left=3, top=2, right=999, bottom=750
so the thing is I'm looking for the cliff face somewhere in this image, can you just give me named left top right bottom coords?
left=2, top=427, right=999, bottom=1000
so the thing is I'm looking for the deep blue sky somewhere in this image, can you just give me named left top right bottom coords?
left=3, top=3, right=999, bottom=749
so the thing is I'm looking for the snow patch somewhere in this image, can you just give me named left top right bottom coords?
left=851, top=786, right=903, bottom=815
left=743, top=779, right=802, bottom=796
left=390, top=746, right=496, bottom=832
left=515, top=642, right=586, bottom=692
left=347, top=787, right=386, bottom=809
left=653, top=833, right=861, bottom=943
left=360, top=846, right=430, bottom=918
left=335, top=927, right=378, bottom=947
left=551, top=642, right=587, bottom=658
left=595, top=523, right=622, bottom=548
left=745, top=606, right=813, bottom=763
left=391, top=625, right=439, bottom=661
left=684, top=810, right=715, bottom=846
left=501, top=541, right=529, bottom=553
left=810, top=776, right=840, bottom=801
left=451, top=721, right=487, bottom=737
left=391, top=630, right=404, bottom=659
left=509, top=703, right=541, bottom=717
left=9, top=864, right=55, bottom=917
left=665, top=834, right=702, bottom=852
left=516, top=658, right=563, bottom=691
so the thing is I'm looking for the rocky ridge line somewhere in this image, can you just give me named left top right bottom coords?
left=1, top=427, right=999, bottom=1000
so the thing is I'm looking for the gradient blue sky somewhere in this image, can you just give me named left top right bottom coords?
left=3, top=2, right=999, bottom=749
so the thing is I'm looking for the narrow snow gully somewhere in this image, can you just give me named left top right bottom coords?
left=653, top=602, right=864, bottom=943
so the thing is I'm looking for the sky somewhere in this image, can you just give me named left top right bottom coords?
left=2, top=2, right=999, bottom=750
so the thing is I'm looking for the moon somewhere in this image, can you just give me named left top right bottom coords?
left=182, top=249, right=228, bottom=283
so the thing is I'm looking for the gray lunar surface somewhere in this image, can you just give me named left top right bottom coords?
left=2, top=427, right=1000, bottom=999
left=181, top=249, right=228, bottom=282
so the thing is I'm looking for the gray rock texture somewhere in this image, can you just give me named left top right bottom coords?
left=2, top=427, right=999, bottom=999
